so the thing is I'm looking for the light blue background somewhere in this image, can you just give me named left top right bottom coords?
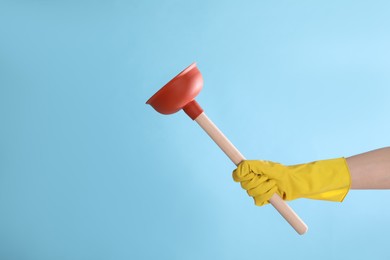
left=1, top=1, right=390, bottom=259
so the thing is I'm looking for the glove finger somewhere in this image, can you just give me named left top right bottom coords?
left=240, top=174, right=268, bottom=190
left=247, top=179, right=277, bottom=197
left=253, top=185, right=278, bottom=206
left=232, top=160, right=257, bottom=182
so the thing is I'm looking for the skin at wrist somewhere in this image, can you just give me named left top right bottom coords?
left=346, top=147, right=390, bottom=189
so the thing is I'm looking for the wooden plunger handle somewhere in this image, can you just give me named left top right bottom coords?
left=194, top=112, right=308, bottom=235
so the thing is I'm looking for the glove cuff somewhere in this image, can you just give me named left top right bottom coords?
left=294, top=157, right=351, bottom=202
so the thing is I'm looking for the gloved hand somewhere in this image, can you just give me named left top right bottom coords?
left=232, top=158, right=351, bottom=206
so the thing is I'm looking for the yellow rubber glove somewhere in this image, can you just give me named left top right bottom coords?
left=232, top=158, right=351, bottom=206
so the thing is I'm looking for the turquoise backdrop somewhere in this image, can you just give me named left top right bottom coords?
left=1, top=1, right=390, bottom=259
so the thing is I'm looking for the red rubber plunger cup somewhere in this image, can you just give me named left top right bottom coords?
left=146, top=63, right=204, bottom=120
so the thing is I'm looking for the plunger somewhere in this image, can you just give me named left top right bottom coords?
left=146, top=63, right=308, bottom=235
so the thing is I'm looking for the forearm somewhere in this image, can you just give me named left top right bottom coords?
left=346, top=147, right=390, bottom=189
